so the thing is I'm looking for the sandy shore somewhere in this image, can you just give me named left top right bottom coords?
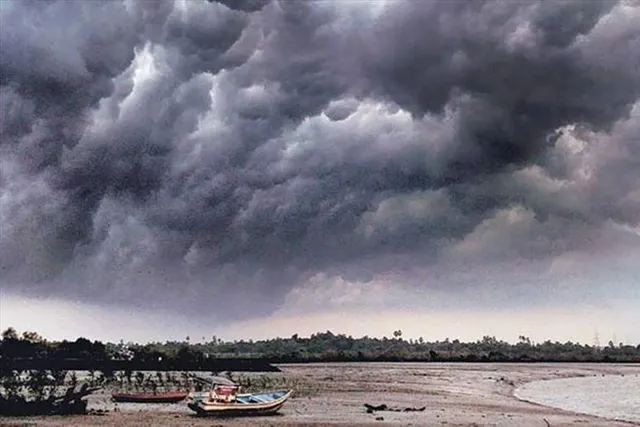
left=1, top=362, right=638, bottom=426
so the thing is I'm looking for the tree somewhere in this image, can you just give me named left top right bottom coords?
left=21, top=331, right=45, bottom=343
left=518, top=336, right=531, bottom=346
left=393, top=330, right=403, bottom=339
left=1, top=327, right=18, bottom=340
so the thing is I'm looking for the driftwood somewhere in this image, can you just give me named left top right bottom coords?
left=364, top=403, right=426, bottom=413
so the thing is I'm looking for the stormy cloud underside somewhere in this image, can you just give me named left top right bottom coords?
left=1, top=0, right=639, bottom=322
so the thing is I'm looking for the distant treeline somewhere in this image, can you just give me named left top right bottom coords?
left=146, top=331, right=640, bottom=363
left=2, top=328, right=639, bottom=370
left=0, top=328, right=277, bottom=372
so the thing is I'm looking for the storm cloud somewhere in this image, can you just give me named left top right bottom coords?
left=1, top=0, right=639, bottom=320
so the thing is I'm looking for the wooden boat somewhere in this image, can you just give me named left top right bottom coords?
left=187, top=384, right=293, bottom=417
left=111, top=391, right=188, bottom=403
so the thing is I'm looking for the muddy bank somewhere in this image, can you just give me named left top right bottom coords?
left=1, top=362, right=639, bottom=426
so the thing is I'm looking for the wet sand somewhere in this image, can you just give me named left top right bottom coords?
left=2, top=362, right=639, bottom=426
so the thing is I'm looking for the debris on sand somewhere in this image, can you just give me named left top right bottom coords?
left=364, top=403, right=426, bottom=413
left=496, top=377, right=515, bottom=386
left=365, top=403, right=388, bottom=412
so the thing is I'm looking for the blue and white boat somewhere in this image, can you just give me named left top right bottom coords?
left=187, top=384, right=293, bottom=417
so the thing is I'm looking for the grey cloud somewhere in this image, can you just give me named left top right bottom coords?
left=353, top=0, right=638, bottom=178
left=1, top=0, right=639, bottom=320
left=323, top=98, right=359, bottom=121
left=0, top=2, right=136, bottom=173
left=210, top=0, right=271, bottom=13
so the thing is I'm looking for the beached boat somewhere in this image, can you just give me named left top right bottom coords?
left=111, top=391, right=188, bottom=403
left=187, top=384, right=293, bottom=416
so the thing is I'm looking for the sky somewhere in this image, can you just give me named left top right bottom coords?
left=0, top=0, right=639, bottom=344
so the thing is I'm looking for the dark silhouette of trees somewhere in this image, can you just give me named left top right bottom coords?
left=2, top=327, right=639, bottom=368
left=184, top=332, right=639, bottom=363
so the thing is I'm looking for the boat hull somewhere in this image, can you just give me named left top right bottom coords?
left=111, top=392, right=188, bottom=403
left=187, top=390, right=292, bottom=417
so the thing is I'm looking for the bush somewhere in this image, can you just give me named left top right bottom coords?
left=0, top=369, right=100, bottom=416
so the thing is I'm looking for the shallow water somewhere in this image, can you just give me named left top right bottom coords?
left=515, top=374, right=640, bottom=423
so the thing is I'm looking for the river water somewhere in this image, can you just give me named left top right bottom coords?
left=515, top=374, right=640, bottom=423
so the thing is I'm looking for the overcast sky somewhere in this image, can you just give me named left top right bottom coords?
left=1, top=0, right=638, bottom=344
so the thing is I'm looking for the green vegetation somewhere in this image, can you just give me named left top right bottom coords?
left=2, top=327, right=639, bottom=370
left=177, top=331, right=640, bottom=363
left=0, top=327, right=276, bottom=373
left=0, top=329, right=105, bottom=415
left=0, top=369, right=102, bottom=416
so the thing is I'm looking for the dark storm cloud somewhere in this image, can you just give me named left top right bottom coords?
left=209, top=0, right=271, bottom=13
left=0, top=1, right=138, bottom=169
left=353, top=0, right=638, bottom=180
left=1, top=0, right=639, bottom=319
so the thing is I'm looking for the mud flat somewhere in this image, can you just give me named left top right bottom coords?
left=2, top=362, right=639, bottom=426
